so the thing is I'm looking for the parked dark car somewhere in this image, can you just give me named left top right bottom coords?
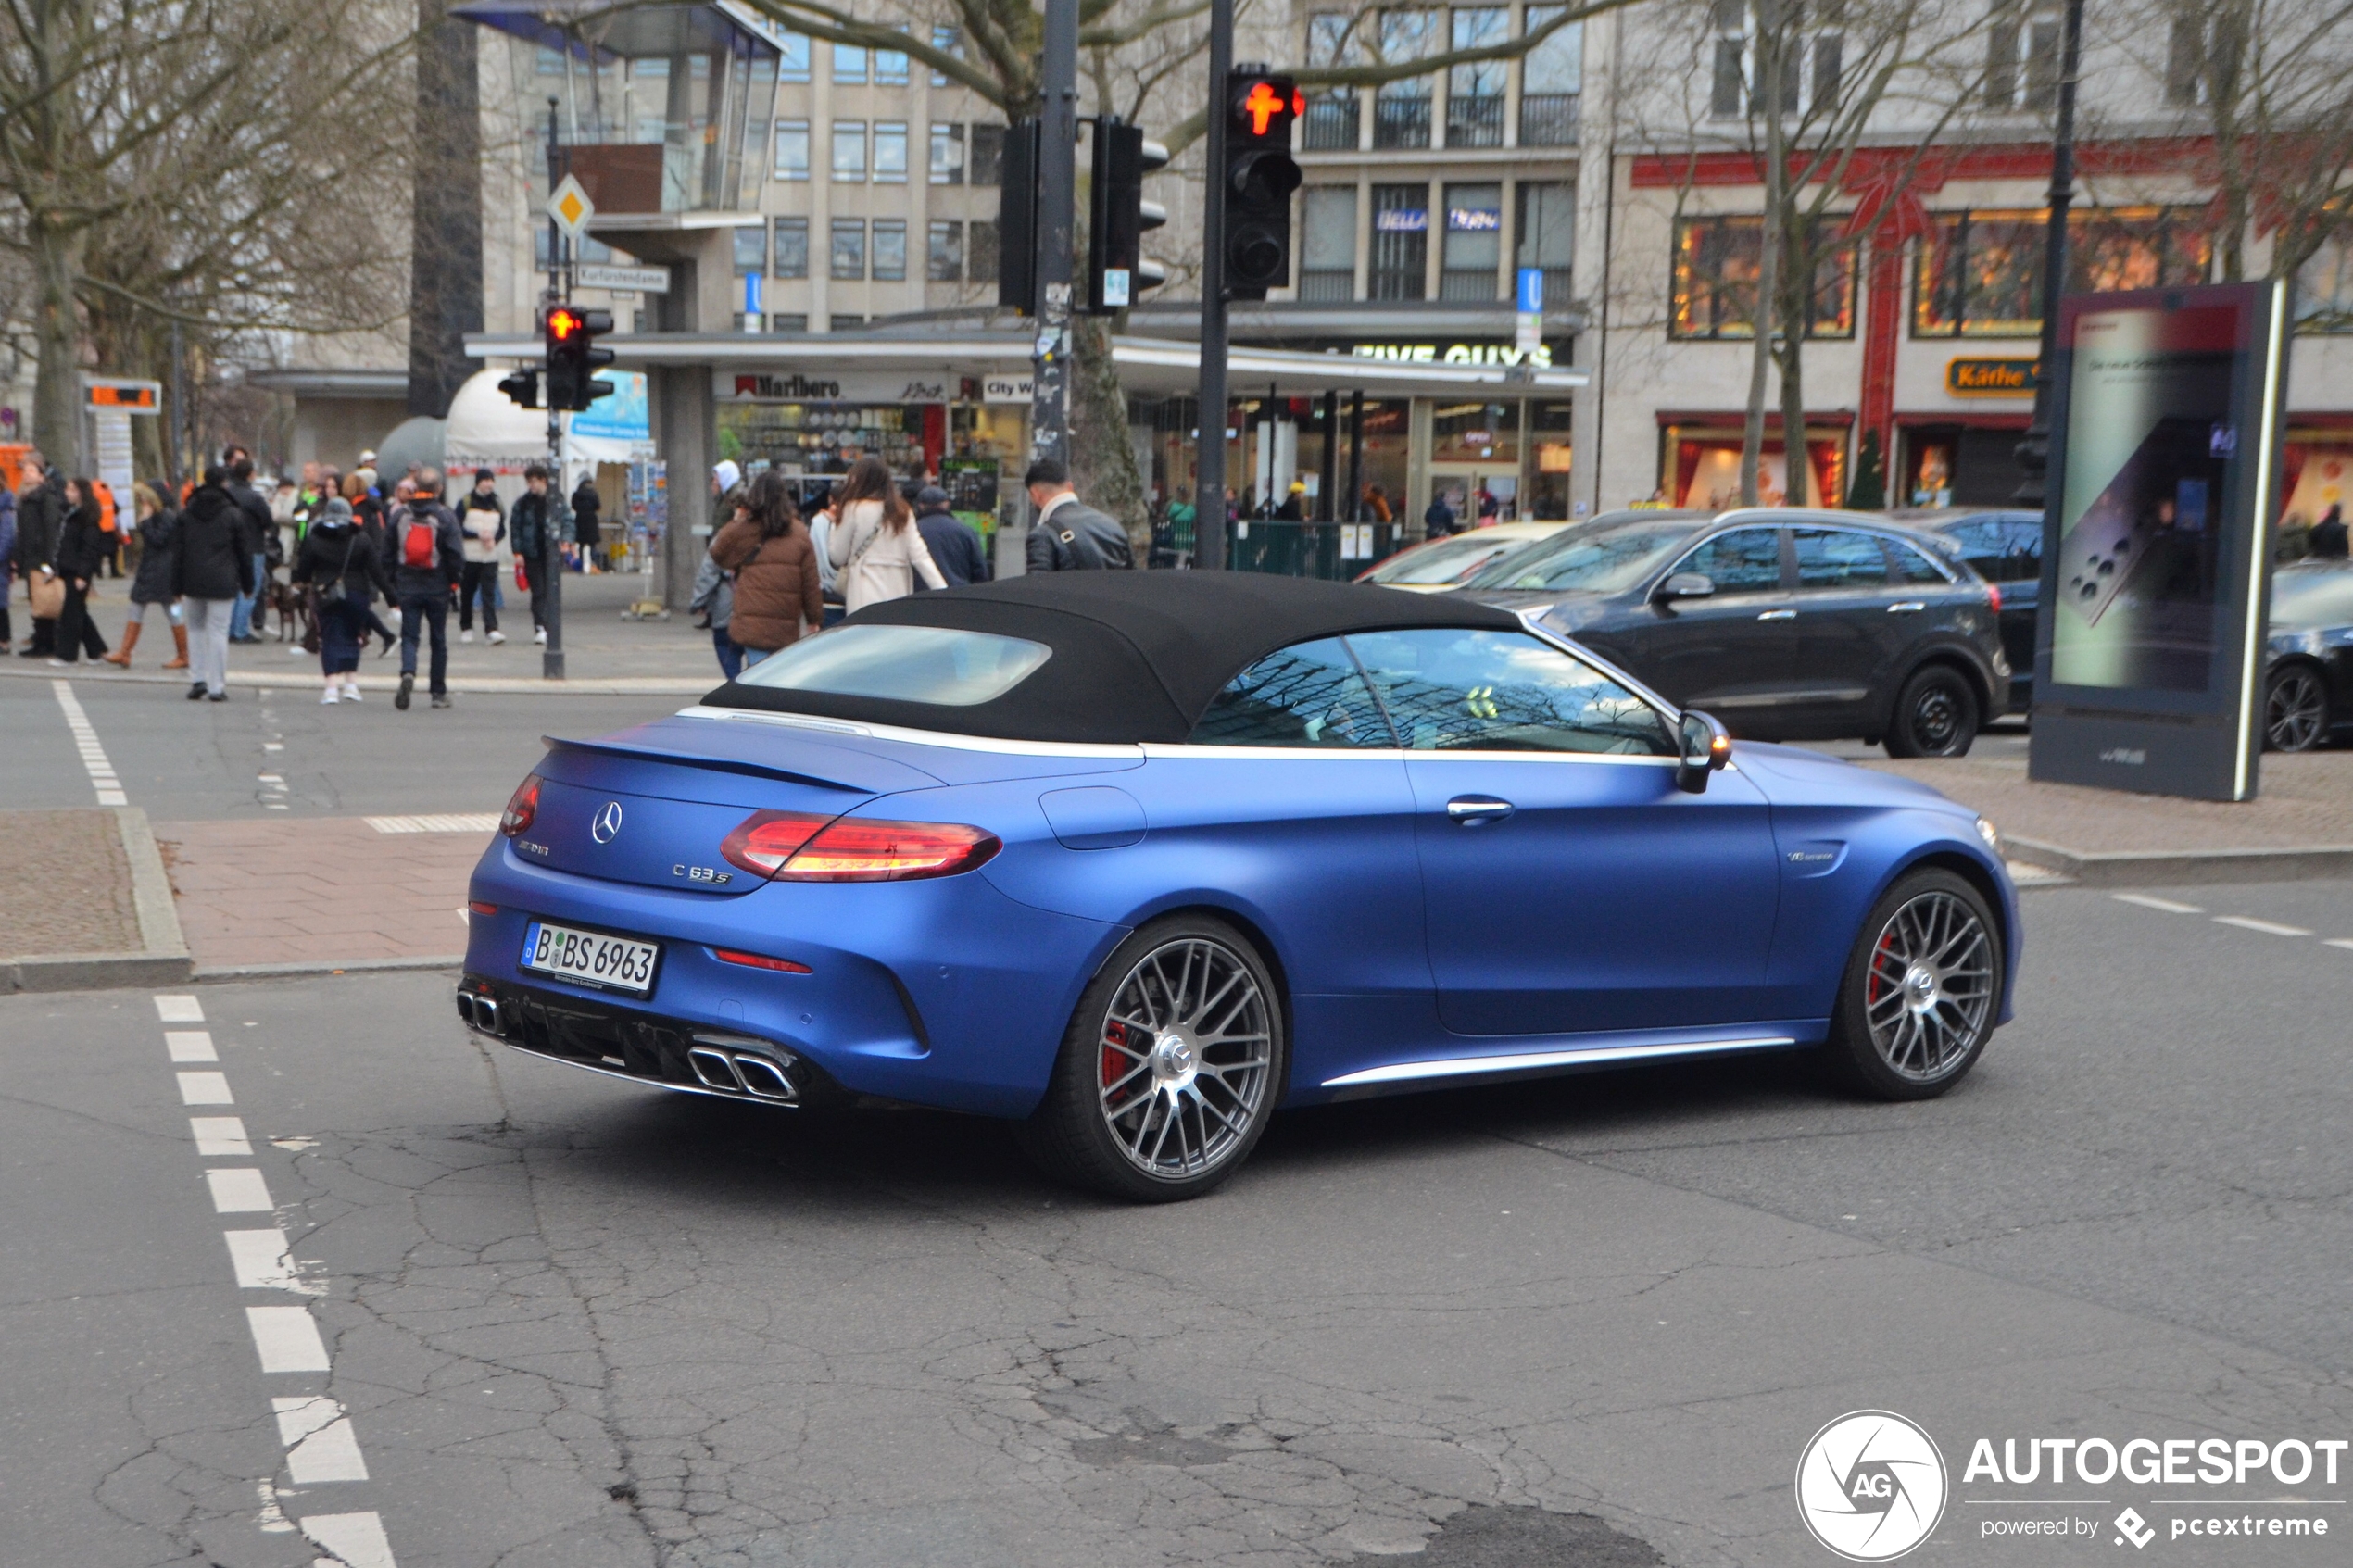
left=2264, top=560, right=2353, bottom=751
left=1456, top=508, right=2009, bottom=757
left=1894, top=508, right=2042, bottom=712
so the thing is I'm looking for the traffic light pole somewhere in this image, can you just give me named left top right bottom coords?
left=544, top=97, right=566, bottom=681
left=1192, top=0, right=1233, bottom=571
left=1028, top=0, right=1079, bottom=471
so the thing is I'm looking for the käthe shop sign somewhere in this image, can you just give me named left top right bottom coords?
left=1946, top=357, right=2038, bottom=397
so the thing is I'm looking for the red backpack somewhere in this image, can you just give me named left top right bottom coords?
left=401, top=508, right=437, bottom=569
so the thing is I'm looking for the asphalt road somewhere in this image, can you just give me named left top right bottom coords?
left=5, top=876, right=2351, bottom=1567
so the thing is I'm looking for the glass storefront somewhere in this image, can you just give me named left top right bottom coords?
left=715, top=395, right=1028, bottom=535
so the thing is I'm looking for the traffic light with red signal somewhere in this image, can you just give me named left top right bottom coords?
left=543, top=305, right=615, bottom=411
left=1223, top=71, right=1302, bottom=300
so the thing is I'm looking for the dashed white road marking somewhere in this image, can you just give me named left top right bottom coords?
left=2328, top=939, right=2353, bottom=953
left=366, top=812, right=501, bottom=834
left=51, top=682, right=127, bottom=805
left=245, top=1306, right=330, bottom=1373
left=273, top=1397, right=371, bottom=1483
left=166, top=1030, right=218, bottom=1062
left=191, top=1117, right=253, bottom=1157
left=177, top=1071, right=233, bottom=1105
left=300, top=1511, right=397, bottom=1568
left=2112, top=894, right=2204, bottom=914
left=2212, top=915, right=2314, bottom=938
left=225, top=1229, right=305, bottom=1290
left=206, top=1169, right=275, bottom=1213
left=155, top=995, right=205, bottom=1022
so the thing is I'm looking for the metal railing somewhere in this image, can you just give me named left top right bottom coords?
left=1519, top=92, right=1580, bottom=146
left=1439, top=269, right=1500, bottom=302
left=1298, top=269, right=1354, bottom=301
left=1223, top=520, right=1405, bottom=580
left=1373, top=94, right=1433, bottom=149
left=1302, top=94, right=1361, bottom=150
left=1446, top=94, right=1505, bottom=147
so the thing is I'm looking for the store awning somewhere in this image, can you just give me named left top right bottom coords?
left=463, top=332, right=1589, bottom=401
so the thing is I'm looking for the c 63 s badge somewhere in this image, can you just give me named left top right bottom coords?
left=1796, top=1410, right=1948, bottom=1561
left=673, top=864, right=734, bottom=886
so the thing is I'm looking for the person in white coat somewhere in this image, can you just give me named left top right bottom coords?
left=826, top=457, right=945, bottom=613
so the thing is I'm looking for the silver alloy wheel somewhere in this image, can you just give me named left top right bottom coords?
left=2267, top=668, right=2328, bottom=752
left=1863, top=890, right=1994, bottom=1082
left=1096, top=936, right=1273, bottom=1181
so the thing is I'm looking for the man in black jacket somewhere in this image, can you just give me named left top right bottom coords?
left=14, top=456, right=65, bottom=655
left=173, top=469, right=258, bottom=700
left=225, top=454, right=274, bottom=643
left=1022, top=458, right=1133, bottom=571
left=390, top=469, right=466, bottom=710
left=912, top=485, right=989, bottom=588
left=508, top=464, right=573, bottom=644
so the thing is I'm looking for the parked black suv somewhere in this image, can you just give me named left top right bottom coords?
left=1455, top=508, right=2010, bottom=757
left=1891, top=508, right=2042, bottom=712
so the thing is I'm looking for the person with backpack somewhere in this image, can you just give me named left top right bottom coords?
left=1022, top=458, right=1132, bottom=572
left=172, top=468, right=256, bottom=700
left=293, top=496, right=394, bottom=704
left=391, top=468, right=464, bottom=710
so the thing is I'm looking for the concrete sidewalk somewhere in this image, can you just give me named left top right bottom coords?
left=0, top=807, right=192, bottom=988
left=1865, top=750, right=2353, bottom=884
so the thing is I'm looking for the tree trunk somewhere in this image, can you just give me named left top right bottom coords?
left=410, top=0, right=484, bottom=419
left=1739, top=37, right=1788, bottom=508
left=31, top=213, right=85, bottom=474
left=1778, top=223, right=1808, bottom=504
left=1070, top=314, right=1150, bottom=555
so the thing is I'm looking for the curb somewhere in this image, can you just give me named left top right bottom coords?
left=0, top=664, right=711, bottom=696
left=193, top=954, right=466, bottom=983
left=2002, top=836, right=2353, bottom=888
left=6, top=808, right=195, bottom=992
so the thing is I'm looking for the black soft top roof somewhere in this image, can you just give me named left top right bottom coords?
left=704, top=571, right=1523, bottom=743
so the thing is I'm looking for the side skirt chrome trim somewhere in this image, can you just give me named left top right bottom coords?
left=1321, top=1034, right=1799, bottom=1088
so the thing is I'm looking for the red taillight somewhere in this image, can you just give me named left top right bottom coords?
left=500, top=775, right=540, bottom=837
left=720, top=810, right=835, bottom=877
left=1986, top=583, right=2003, bottom=614
left=775, top=819, right=1000, bottom=882
left=468, top=900, right=498, bottom=917
left=713, top=947, right=812, bottom=973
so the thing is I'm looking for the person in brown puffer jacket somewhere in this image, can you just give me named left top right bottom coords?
left=709, top=468, right=824, bottom=666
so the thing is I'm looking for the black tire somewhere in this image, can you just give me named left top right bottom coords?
left=2265, top=664, right=2330, bottom=753
left=1882, top=664, right=1980, bottom=758
left=1017, top=914, right=1287, bottom=1203
left=1822, top=869, right=2002, bottom=1099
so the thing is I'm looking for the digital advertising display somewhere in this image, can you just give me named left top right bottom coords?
left=2030, top=282, right=2289, bottom=801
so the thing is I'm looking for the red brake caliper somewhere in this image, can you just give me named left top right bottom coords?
left=1868, top=933, right=1897, bottom=1005
left=1101, top=1021, right=1128, bottom=1094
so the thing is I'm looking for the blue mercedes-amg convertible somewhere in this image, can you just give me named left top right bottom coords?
left=459, top=573, right=2018, bottom=1200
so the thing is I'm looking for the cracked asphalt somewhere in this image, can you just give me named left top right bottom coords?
left=4, top=877, right=2350, bottom=1567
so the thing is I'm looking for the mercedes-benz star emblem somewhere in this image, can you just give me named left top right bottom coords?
left=590, top=801, right=624, bottom=844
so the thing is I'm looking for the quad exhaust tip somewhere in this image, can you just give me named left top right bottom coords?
left=455, top=991, right=504, bottom=1035
left=688, top=1038, right=800, bottom=1103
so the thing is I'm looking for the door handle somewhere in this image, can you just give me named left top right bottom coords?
left=1755, top=609, right=1796, bottom=621
left=1887, top=601, right=1926, bottom=613
left=1445, top=796, right=1516, bottom=825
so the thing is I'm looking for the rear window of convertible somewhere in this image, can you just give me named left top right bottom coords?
left=734, top=623, right=1053, bottom=706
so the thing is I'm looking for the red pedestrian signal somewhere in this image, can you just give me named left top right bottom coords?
left=1222, top=71, right=1302, bottom=301
left=542, top=306, right=614, bottom=410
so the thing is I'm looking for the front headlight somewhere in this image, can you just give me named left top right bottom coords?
left=1975, top=816, right=2002, bottom=853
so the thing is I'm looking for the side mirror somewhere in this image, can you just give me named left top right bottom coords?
left=1655, top=571, right=1716, bottom=603
left=1675, top=710, right=1732, bottom=794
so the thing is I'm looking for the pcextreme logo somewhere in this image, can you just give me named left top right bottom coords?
left=1796, top=1411, right=1950, bottom=1562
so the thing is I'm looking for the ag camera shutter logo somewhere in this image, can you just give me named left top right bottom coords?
left=1795, top=1411, right=1948, bottom=1561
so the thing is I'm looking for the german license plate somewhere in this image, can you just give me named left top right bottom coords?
left=521, top=921, right=659, bottom=995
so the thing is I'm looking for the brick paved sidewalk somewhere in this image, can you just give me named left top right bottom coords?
left=157, top=817, right=485, bottom=970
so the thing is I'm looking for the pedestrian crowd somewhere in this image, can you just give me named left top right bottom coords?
left=3, top=445, right=608, bottom=709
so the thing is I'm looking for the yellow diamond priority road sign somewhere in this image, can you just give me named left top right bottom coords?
left=547, top=174, right=595, bottom=240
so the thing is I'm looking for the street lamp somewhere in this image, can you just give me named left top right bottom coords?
left=2012, top=0, right=2086, bottom=507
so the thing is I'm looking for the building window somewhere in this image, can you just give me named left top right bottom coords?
left=1303, top=13, right=1362, bottom=149
left=831, top=218, right=866, bottom=279
left=2166, top=16, right=2207, bottom=105
left=931, top=25, right=962, bottom=85
left=1374, top=10, right=1438, bottom=149
left=2298, top=239, right=2353, bottom=334
left=873, top=220, right=908, bottom=281
left=831, top=314, right=868, bottom=332
left=773, top=218, right=810, bottom=279
left=1710, top=0, right=1747, bottom=118
left=930, top=122, right=965, bottom=183
left=1519, top=6, right=1581, bottom=145
left=1911, top=208, right=2044, bottom=337
left=1984, top=3, right=2060, bottom=111
left=832, top=120, right=866, bottom=182
left=1515, top=180, right=1574, bottom=308
left=1371, top=182, right=1429, bottom=299
left=767, top=313, right=810, bottom=333
left=874, top=121, right=909, bottom=182
left=1441, top=182, right=1503, bottom=300
left=535, top=46, right=565, bottom=76
left=1300, top=187, right=1358, bottom=299
left=1709, top=0, right=1843, bottom=120
left=2070, top=207, right=2212, bottom=293
left=834, top=44, right=867, bottom=84
left=970, top=219, right=1000, bottom=282
left=778, top=33, right=811, bottom=84
left=875, top=48, right=909, bottom=85
left=970, top=123, right=1005, bottom=185
left=1669, top=214, right=1856, bottom=340
left=928, top=220, right=965, bottom=281
left=1446, top=8, right=1508, bottom=148
left=774, top=119, right=810, bottom=180
left=733, top=226, right=766, bottom=275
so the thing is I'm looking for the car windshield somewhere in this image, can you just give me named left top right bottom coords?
left=2271, top=563, right=2353, bottom=632
left=1462, top=519, right=1702, bottom=593
left=733, top=623, right=1052, bottom=705
left=1365, top=531, right=1545, bottom=585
